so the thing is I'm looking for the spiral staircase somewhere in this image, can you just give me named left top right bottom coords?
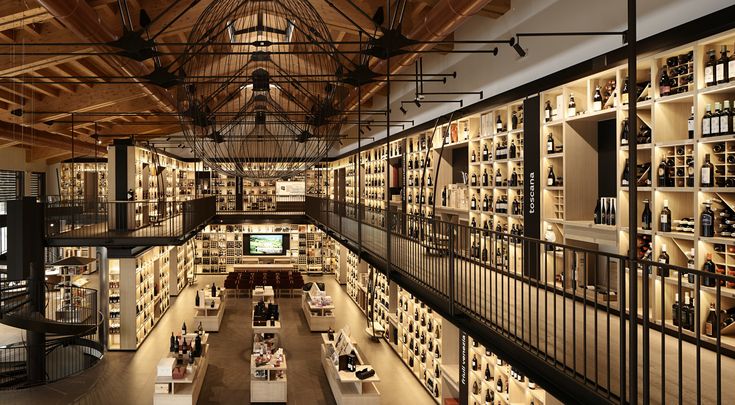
left=0, top=279, right=104, bottom=389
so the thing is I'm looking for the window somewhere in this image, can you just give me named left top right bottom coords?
left=29, top=172, right=45, bottom=198
left=0, top=170, right=22, bottom=201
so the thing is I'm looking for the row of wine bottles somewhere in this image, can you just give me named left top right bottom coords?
left=639, top=199, right=716, bottom=236
left=470, top=168, right=521, bottom=188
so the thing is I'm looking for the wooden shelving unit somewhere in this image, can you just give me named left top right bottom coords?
left=108, top=246, right=172, bottom=350
left=59, top=160, right=107, bottom=201
left=468, top=336, right=562, bottom=405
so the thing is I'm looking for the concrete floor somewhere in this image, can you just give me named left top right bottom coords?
left=0, top=275, right=433, bottom=405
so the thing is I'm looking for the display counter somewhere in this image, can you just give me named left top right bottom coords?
left=250, top=351, right=287, bottom=403
left=153, top=333, right=209, bottom=405
left=252, top=286, right=276, bottom=304
left=192, top=288, right=225, bottom=332
left=320, top=329, right=380, bottom=405
left=301, top=283, right=335, bottom=332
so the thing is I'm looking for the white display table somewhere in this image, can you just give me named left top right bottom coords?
left=252, top=309, right=281, bottom=334
left=193, top=302, right=223, bottom=332
left=153, top=334, right=209, bottom=405
left=301, top=285, right=335, bottom=332
left=193, top=289, right=225, bottom=332
left=250, top=352, right=288, bottom=403
left=252, top=286, right=275, bottom=304
left=320, top=330, right=380, bottom=405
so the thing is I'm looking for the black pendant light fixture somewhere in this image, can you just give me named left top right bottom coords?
left=176, top=0, right=347, bottom=180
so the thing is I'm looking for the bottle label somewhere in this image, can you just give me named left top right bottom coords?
left=716, top=64, right=724, bottom=82
left=721, top=116, right=730, bottom=134
left=688, top=118, right=695, bottom=133
left=730, top=60, right=735, bottom=79
left=703, top=118, right=711, bottom=135
left=547, top=141, right=553, bottom=151
left=712, top=116, right=720, bottom=134
left=702, top=167, right=711, bottom=184
left=661, top=214, right=668, bottom=223
left=705, top=322, right=713, bottom=336
left=593, top=101, right=602, bottom=111
left=568, top=107, right=576, bottom=117
left=705, top=66, right=714, bottom=84
left=547, top=178, right=554, bottom=186
left=545, top=110, right=550, bottom=120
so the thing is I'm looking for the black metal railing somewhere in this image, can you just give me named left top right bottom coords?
left=44, top=196, right=216, bottom=240
left=306, top=196, right=735, bottom=405
left=216, top=194, right=305, bottom=215
left=0, top=280, right=104, bottom=389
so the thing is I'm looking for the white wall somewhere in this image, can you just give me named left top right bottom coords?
left=336, top=0, right=734, bottom=155
left=0, top=146, right=53, bottom=196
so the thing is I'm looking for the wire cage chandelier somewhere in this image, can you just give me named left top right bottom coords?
left=176, top=0, right=347, bottom=180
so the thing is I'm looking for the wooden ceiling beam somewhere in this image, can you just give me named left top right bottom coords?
left=26, top=145, right=69, bottom=162
left=27, top=84, right=153, bottom=123
left=11, top=78, right=59, bottom=98
left=0, top=2, right=52, bottom=32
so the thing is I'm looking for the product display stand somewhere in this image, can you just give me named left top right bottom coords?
left=153, top=333, right=209, bottom=405
left=250, top=351, right=288, bottom=403
left=321, top=329, right=381, bottom=405
left=192, top=287, right=225, bottom=332
left=252, top=286, right=275, bottom=304
left=301, top=283, right=335, bottom=332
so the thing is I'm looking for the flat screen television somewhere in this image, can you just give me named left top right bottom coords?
left=246, top=234, right=288, bottom=255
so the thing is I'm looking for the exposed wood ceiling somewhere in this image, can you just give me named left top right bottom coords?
left=0, top=0, right=510, bottom=164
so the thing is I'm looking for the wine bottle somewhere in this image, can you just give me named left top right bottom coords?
left=509, top=140, right=517, bottom=159
left=717, top=45, right=729, bottom=84
left=485, top=364, right=492, bottom=381
left=441, top=186, right=447, bottom=207
left=660, top=199, right=672, bottom=232
left=703, top=104, right=713, bottom=137
left=471, top=195, right=477, bottom=210
left=659, top=65, right=671, bottom=97
left=170, top=332, right=176, bottom=353
left=620, top=119, right=629, bottom=145
left=593, top=85, right=603, bottom=111
left=547, top=133, right=554, bottom=153
left=642, top=199, right=652, bottom=230
left=547, top=166, right=555, bottom=186
left=567, top=93, right=576, bottom=117
left=482, top=144, right=489, bottom=161
left=495, top=169, right=502, bottom=186
left=594, top=199, right=601, bottom=224
left=705, top=303, right=720, bottom=337
left=471, top=149, right=476, bottom=162
left=195, top=290, right=200, bottom=307
left=706, top=49, right=717, bottom=87
left=609, top=198, right=616, bottom=226
left=721, top=100, right=732, bottom=135
left=688, top=106, right=695, bottom=139
left=544, top=100, right=552, bottom=122
left=703, top=253, right=717, bottom=288
left=482, top=169, right=489, bottom=187
left=658, top=244, right=670, bottom=277
left=621, top=76, right=629, bottom=105
left=621, top=159, right=630, bottom=186
left=701, top=200, right=715, bottom=237
left=682, top=292, right=692, bottom=331
left=496, top=114, right=503, bottom=132
left=510, top=168, right=518, bottom=187
left=712, top=102, right=722, bottom=135
left=485, top=389, right=493, bottom=405
left=472, top=354, right=478, bottom=371
left=673, top=293, right=681, bottom=327
left=701, top=153, right=715, bottom=187
left=657, top=159, right=668, bottom=187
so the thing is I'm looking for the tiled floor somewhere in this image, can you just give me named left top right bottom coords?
left=0, top=275, right=434, bottom=405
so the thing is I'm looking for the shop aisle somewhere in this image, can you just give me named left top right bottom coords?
left=0, top=275, right=434, bottom=405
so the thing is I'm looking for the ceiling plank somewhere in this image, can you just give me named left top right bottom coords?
left=26, top=84, right=154, bottom=123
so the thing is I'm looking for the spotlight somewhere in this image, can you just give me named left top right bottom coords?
left=359, top=129, right=365, bottom=135
left=366, top=125, right=372, bottom=131
left=414, top=99, right=421, bottom=108
left=510, top=36, right=526, bottom=58
left=400, top=106, right=407, bottom=114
